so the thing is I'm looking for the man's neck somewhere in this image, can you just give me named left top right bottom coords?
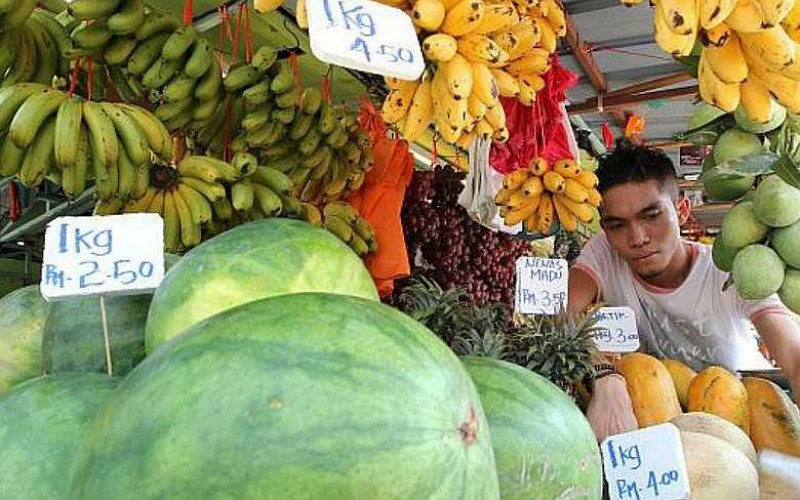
left=637, top=241, right=694, bottom=289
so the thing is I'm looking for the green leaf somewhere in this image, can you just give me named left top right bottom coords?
left=771, top=153, right=800, bottom=190
left=699, top=150, right=780, bottom=181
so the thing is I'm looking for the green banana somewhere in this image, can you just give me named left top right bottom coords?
left=0, top=0, right=17, bottom=13
left=117, top=145, right=136, bottom=199
left=54, top=98, right=83, bottom=169
left=243, top=78, right=273, bottom=106
left=279, top=193, right=304, bottom=218
left=323, top=215, right=354, bottom=243
left=104, top=36, right=138, bottom=65
left=116, top=103, right=171, bottom=158
left=349, top=233, right=369, bottom=257
left=272, top=107, right=295, bottom=124
left=0, top=30, right=20, bottom=77
left=142, top=56, right=182, bottom=89
left=19, top=116, right=56, bottom=187
left=135, top=11, right=178, bottom=40
left=0, top=83, right=47, bottom=131
left=299, top=128, right=322, bottom=156
left=354, top=216, right=377, bottom=245
left=162, top=25, right=197, bottom=60
left=300, top=176, right=323, bottom=203
left=172, top=188, right=200, bottom=247
left=252, top=166, right=293, bottom=196
left=0, top=135, right=24, bottom=176
left=83, top=100, right=119, bottom=170
left=163, top=77, right=197, bottom=103
left=162, top=190, right=181, bottom=253
left=193, top=95, right=220, bottom=122
left=131, top=164, right=149, bottom=199
left=127, top=32, right=169, bottom=75
left=9, top=88, right=68, bottom=149
left=288, top=167, right=311, bottom=187
left=155, top=97, right=193, bottom=122
left=271, top=60, right=294, bottom=93
left=275, top=87, right=300, bottom=108
left=107, top=0, right=145, bottom=35
left=180, top=176, right=226, bottom=202
left=262, top=142, right=295, bottom=161
left=301, top=88, right=323, bottom=115
left=232, top=152, right=258, bottom=177
left=99, top=102, right=149, bottom=167
left=324, top=201, right=359, bottom=224
left=178, top=156, right=224, bottom=183
left=266, top=153, right=300, bottom=173
left=185, top=37, right=213, bottom=79
left=195, top=57, right=222, bottom=100
left=318, top=103, right=337, bottom=134
left=243, top=107, right=272, bottom=132
left=212, top=196, right=234, bottom=220
left=252, top=183, right=283, bottom=216
left=28, top=21, right=58, bottom=85
left=71, top=22, right=112, bottom=50
left=177, top=182, right=212, bottom=224
left=251, top=45, right=277, bottom=73
left=64, top=125, right=90, bottom=199
left=67, top=0, right=121, bottom=21
left=231, top=178, right=255, bottom=211
left=306, top=146, right=333, bottom=173
left=290, top=113, right=314, bottom=140
left=108, top=65, right=141, bottom=102
left=164, top=110, right=193, bottom=132
left=31, top=10, right=71, bottom=63
left=2, top=30, right=36, bottom=86
left=93, top=197, right=124, bottom=216
left=224, top=65, right=260, bottom=92
left=0, top=0, right=35, bottom=32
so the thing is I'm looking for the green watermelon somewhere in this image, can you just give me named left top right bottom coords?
left=145, top=219, right=378, bottom=353
left=42, top=294, right=150, bottom=377
left=0, top=373, right=118, bottom=500
left=0, top=285, right=48, bottom=393
left=41, top=253, right=182, bottom=377
left=70, top=293, right=499, bottom=499
left=462, top=357, right=602, bottom=500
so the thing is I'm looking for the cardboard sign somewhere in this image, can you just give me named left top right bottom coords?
left=592, top=306, right=640, bottom=352
left=307, top=0, right=425, bottom=80
left=515, top=257, right=568, bottom=315
left=602, top=424, right=691, bottom=500
left=41, top=214, right=164, bottom=300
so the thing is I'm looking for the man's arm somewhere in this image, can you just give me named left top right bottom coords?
left=568, top=267, right=599, bottom=316
left=753, top=312, right=800, bottom=399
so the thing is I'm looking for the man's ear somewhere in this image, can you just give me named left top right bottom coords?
left=676, top=196, right=691, bottom=225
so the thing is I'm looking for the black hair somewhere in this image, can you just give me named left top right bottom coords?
left=596, top=138, right=678, bottom=199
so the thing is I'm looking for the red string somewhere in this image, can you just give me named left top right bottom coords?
left=244, top=6, right=253, bottom=63
left=183, top=0, right=194, bottom=25
left=289, top=52, right=303, bottom=105
left=224, top=97, right=233, bottom=162
left=232, top=5, right=244, bottom=64
left=68, top=58, right=82, bottom=97
left=431, top=136, right=438, bottom=165
left=321, top=75, right=331, bottom=104
left=8, top=181, right=21, bottom=221
left=86, top=58, right=94, bottom=101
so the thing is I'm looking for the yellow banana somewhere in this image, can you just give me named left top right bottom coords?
left=553, top=159, right=582, bottom=178
left=726, top=0, right=770, bottom=32
left=701, top=22, right=731, bottom=47
left=739, top=78, right=773, bottom=123
left=402, top=77, right=434, bottom=142
left=553, top=194, right=578, bottom=231
left=659, top=0, right=699, bottom=35
left=495, top=186, right=513, bottom=205
left=757, top=0, right=797, bottom=26
left=504, top=168, right=530, bottom=189
left=411, top=0, right=446, bottom=31
left=456, top=130, right=477, bottom=149
left=504, top=194, right=541, bottom=226
left=490, top=69, right=520, bottom=96
left=507, top=49, right=551, bottom=76
left=522, top=175, right=544, bottom=197
left=483, top=100, right=507, bottom=131
left=475, top=118, right=494, bottom=139
left=538, top=193, right=555, bottom=233
left=457, top=34, right=510, bottom=67
left=422, top=33, right=458, bottom=62
left=654, top=1, right=697, bottom=56
left=467, top=93, right=487, bottom=122
left=587, top=189, right=602, bottom=208
left=749, top=65, right=800, bottom=112
left=739, top=27, right=797, bottom=71
left=563, top=178, right=590, bottom=203
left=701, top=0, right=737, bottom=29
left=543, top=170, right=566, bottom=193
left=442, top=53, right=473, bottom=100
left=530, top=157, right=548, bottom=176
left=381, top=81, right=418, bottom=124
left=537, top=16, right=557, bottom=53
left=575, top=169, right=599, bottom=189
left=470, top=62, right=500, bottom=106
left=557, top=194, right=595, bottom=223
left=541, top=0, right=566, bottom=36
left=442, top=0, right=485, bottom=37
left=785, top=0, right=800, bottom=30
left=704, top=34, right=748, bottom=83
left=474, top=3, right=518, bottom=34
left=698, top=50, right=741, bottom=112
left=516, top=75, right=539, bottom=105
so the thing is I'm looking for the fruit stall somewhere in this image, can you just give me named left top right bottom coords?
left=1, top=0, right=800, bottom=499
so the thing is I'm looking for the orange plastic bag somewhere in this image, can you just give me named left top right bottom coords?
left=347, top=100, right=414, bottom=297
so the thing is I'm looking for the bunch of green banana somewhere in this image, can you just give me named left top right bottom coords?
left=67, top=0, right=148, bottom=57
left=0, top=8, right=74, bottom=88
left=322, top=201, right=378, bottom=257
left=0, top=0, right=37, bottom=33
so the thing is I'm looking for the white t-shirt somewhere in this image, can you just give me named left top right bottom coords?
left=574, top=232, right=789, bottom=372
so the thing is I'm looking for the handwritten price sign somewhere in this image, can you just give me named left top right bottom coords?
left=592, top=306, right=640, bottom=352
left=41, top=214, right=164, bottom=301
left=307, top=0, right=425, bottom=80
left=602, top=424, right=690, bottom=500
left=515, top=257, right=568, bottom=315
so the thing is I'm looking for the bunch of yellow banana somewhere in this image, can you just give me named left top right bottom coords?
left=378, top=0, right=567, bottom=149
left=0, top=85, right=171, bottom=202
left=622, top=0, right=800, bottom=121
left=494, top=157, right=601, bottom=232
left=322, top=201, right=379, bottom=257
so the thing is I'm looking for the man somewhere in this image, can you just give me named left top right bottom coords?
left=567, top=140, right=800, bottom=399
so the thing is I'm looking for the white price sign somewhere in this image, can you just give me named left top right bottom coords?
left=307, top=0, right=425, bottom=81
left=592, top=306, right=640, bottom=352
left=514, top=257, right=568, bottom=315
left=41, top=214, right=164, bottom=301
left=602, top=424, right=691, bottom=500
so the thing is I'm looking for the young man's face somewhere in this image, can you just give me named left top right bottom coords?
left=599, top=179, right=683, bottom=279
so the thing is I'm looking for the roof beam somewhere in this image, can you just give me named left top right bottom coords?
left=559, top=34, right=656, bottom=56
left=605, top=72, right=694, bottom=98
left=563, top=0, right=622, bottom=14
left=566, top=85, right=699, bottom=114
left=563, top=11, right=628, bottom=127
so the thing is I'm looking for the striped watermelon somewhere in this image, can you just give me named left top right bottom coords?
left=462, top=357, right=603, bottom=500
left=70, top=293, right=499, bottom=499
left=145, top=219, right=378, bottom=353
left=0, top=373, right=118, bottom=500
left=0, top=285, right=48, bottom=393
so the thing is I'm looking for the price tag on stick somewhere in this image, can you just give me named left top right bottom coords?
left=592, top=306, right=640, bottom=352
left=601, top=424, right=691, bottom=500
left=41, top=214, right=165, bottom=376
left=514, top=257, right=568, bottom=315
left=306, top=0, right=425, bottom=80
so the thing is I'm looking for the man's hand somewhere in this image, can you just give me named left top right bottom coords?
left=753, top=312, right=800, bottom=400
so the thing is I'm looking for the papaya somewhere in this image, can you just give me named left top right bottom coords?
left=687, top=366, right=750, bottom=435
left=660, top=359, right=697, bottom=410
left=742, top=377, right=800, bottom=456
left=616, top=353, right=682, bottom=427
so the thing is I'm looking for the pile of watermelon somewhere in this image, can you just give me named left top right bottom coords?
left=0, top=219, right=602, bottom=500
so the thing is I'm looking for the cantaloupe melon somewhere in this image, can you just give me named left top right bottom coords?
left=670, top=412, right=757, bottom=467
left=680, top=431, right=759, bottom=500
